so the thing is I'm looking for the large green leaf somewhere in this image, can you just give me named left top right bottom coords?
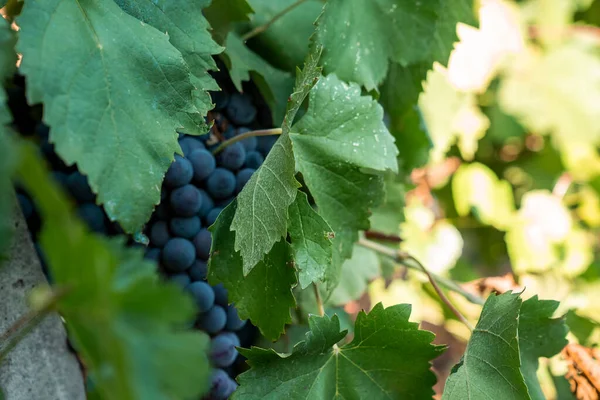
left=443, top=292, right=530, bottom=400
left=209, top=201, right=297, bottom=341
left=16, top=144, right=210, bottom=400
left=230, top=45, right=321, bottom=274
left=246, top=0, right=322, bottom=71
left=287, top=191, right=334, bottom=290
left=369, top=174, right=406, bottom=236
left=114, top=0, right=223, bottom=127
left=234, top=303, right=442, bottom=399
left=518, top=297, right=568, bottom=400
left=291, top=74, right=394, bottom=259
left=16, top=0, right=209, bottom=233
left=222, top=33, right=294, bottom=125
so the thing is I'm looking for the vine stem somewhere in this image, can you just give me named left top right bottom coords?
left=358, top=238, right=482, bottom=331
left=313, top=283, right=325, bottom=317
left=211, top=128, right=282, bottom=155
left=241, top=0, right=309, bottom=42
left=0, top=286, right=70, bottom=362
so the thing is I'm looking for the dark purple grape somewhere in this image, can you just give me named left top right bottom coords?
left=226, top=93, right=257, bottom=126
left=186, top=281, right=215, bottom=312
left=257, top=135, right=278, bottom=156
left=235, top=168, right=255, bottom=193
left=164, top=155, right=193, bottom=188
left=150, top=220, right=170, bottom=248
left=210, top=333, right=239, bottom=368
left=189, top=149, right=216, bottom=182
left=77, top=203, right=106, bottom=233
left=208, top=369, right=237, bottom=400
left=217, top=142, right=246, bottom=171
left=245, top=151, right=264, bottom=169
left=225, top=305, right=247, bottom=331
left=213, top=283, right=228, bottom=307
left=169, top=216, right=201, bottom=239
left=170, top=184, right=203, bottom=217
left=169, top=273, right=191, bottom=288
left=162, top=238, right=196, bottom=272
left=199, top=305, right=227, bottom=334
left=205, top=207, right=223, bottom=227
left=236, top=127, right=257, bottom=152
left=197, top=189, right=214, bottom=218
left=223, top=125, right=236, bottom=140
left=188, top=259, right=208, bottom=281
left=206, top=168, right=236, bottom=200
left=179, top=137, right=205, bottom=157
left=193, top=229, right=212, bottom=261
left=67, top=172, right=95, bottom=203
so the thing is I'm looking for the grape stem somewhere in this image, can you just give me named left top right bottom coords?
left=0, top=286, right=70, bottom=362
left=313, top=283, right=325, bottom=317
left=241, top=0, right=309, bottom=42
left=212, top=128, right=282, bottom=155
left=358, top=238, right=483, bottom=330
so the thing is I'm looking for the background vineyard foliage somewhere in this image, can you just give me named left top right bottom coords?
left=1, top=0, right=600, bottom=399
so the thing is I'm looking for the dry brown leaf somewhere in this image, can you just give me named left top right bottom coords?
left=563, top=343, right=600, bottom=400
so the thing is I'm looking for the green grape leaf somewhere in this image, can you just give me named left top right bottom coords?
left=327, top=245, right=380, bottom=306
left=369, top=175, right=406, bottom=236
left=16, top=144, right=210, bottom=400
left=113, top=0, right=223, bottom=129
left=287, top=191, right=334, bottom=290
left=246, top=0, right=323, bottom=71
left=231, top=46, right=322, bottom=274
left=222, top=33, right=294, bottom=125
left=234, top=303, right=442, bottom=399
left=566, top=310, right=597, bottom=345
left=204, top=0, right=253, bottom=44
left=0, top=18, right=16, bottom=264
left=518, top=296, right=568, bottom=400
left=443, top=292, right=530, bottom=400
left=16, top=0, right=209, bottom=234
left=499, top=42, right=600, bottom=148
left=291, top=74, right=393, bottom=259
left=209, top=201, right=297, bottom=341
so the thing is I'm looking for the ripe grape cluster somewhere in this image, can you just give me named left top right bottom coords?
left=8, top=70, right=276, bottom=399
left=145, top=88, right=276, bottom=399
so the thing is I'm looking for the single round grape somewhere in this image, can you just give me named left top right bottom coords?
left=169, top=216, right=201, bottom=239
left=199, top=305, right=227, bottom=334
left=179, top=137, right=205, bottom=157
left=188, top=149, right=216, bottom=182
left=77, top=203, right=106, bottom=233
left=236, top=127, right=258, bottom=152
left=213, top=283, right=228, bottom=307
left=206, top=168, right=236, bottom=200
left=17, top=194, right=33, bottom=220
left=186, top=281, right=215, bottom=312
left=162, top=238, right=196, bottom=272
left=150, top=220, right=170, bottom=248
left=164, top=155, right=193, bottom=188
left=144, top=248, right=161, bottom=263
left=236, top=168, right=255, bottom=193
left=226, top=93, right=257, bottom=126
left=188, top=259, right=208, bottom=281
left=217, top=142, right=246, bottom=171
left=193, top=229, right=212, bottom=260
left=169, top=273, right=191, bottom=288
left=245, top=151, right=264, bottom=169
left=209, top=369, right=237, bottom=400
left=197, top=189, right=214, bottom=218
left=205, top=207, right=223, bottom=227
left=210, top=90, right=230, bottom=111
left=210, top=333, right=239, bottom=368
left=67, top=172, right=95, bottom=203
left=221, top=331, right=241, bottom=348
left=257, top=135, right=278, bottom=156
left=170, top=184, right=203, bottom=217
left=226, top=305, right=247, bottom=331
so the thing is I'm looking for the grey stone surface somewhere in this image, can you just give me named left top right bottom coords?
left=0, top=200, right=86, bottom=400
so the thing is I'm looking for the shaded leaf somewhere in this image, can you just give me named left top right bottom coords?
left=234, top=303, right=442, bottom=399
left=204, top=0, right=253, bottom=44
left=327, top=245, right=380, bottom=306
left=209, top=201, right=297, bottom=341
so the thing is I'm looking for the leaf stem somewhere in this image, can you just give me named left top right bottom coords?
left=212, top=128, right=282, bottom=155
left=0, top=286, right=69, bottom=361
left=358, top=238, right=482, bottom=331
left=313, top=283, right=325, bottom=317
left=241, top=0, right=309, bottom=42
